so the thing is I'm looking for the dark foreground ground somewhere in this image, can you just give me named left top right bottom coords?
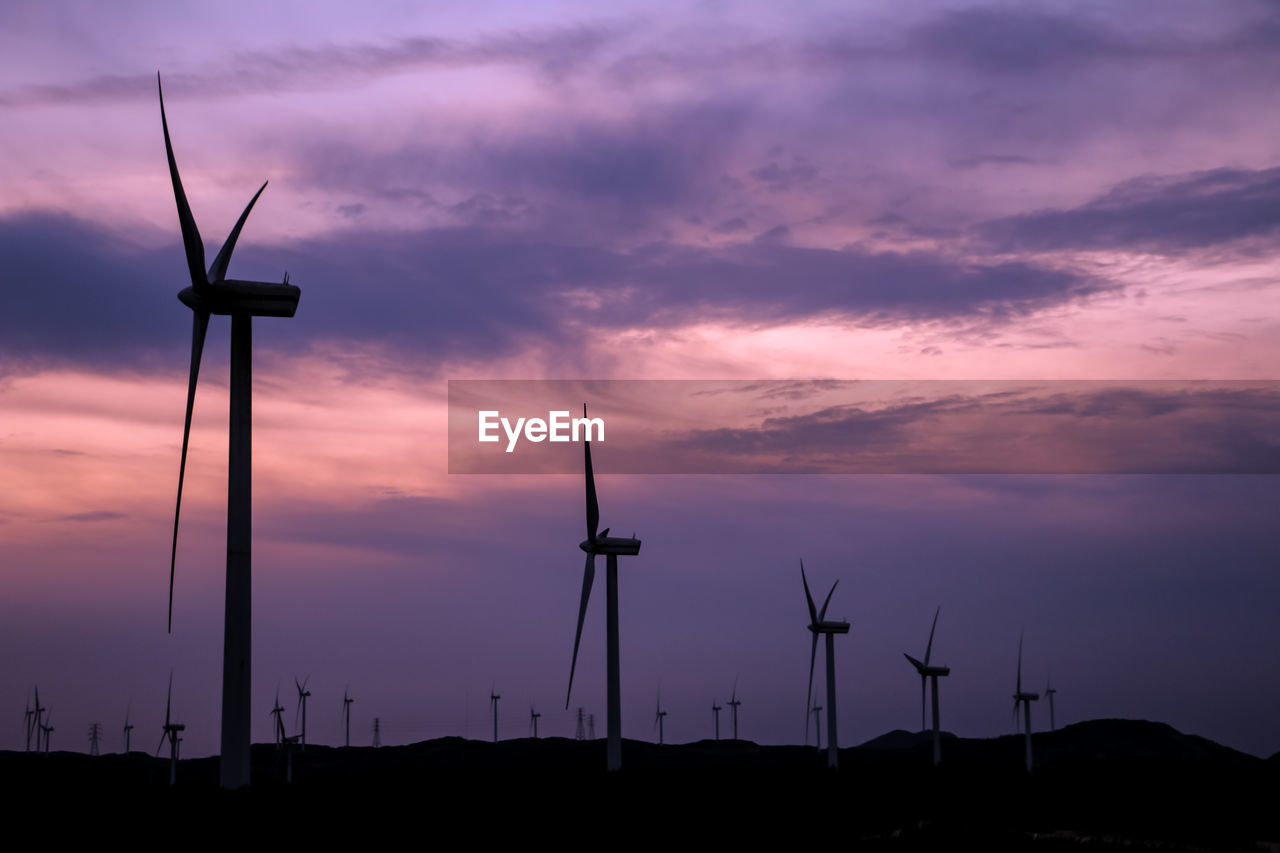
left=3, top=719, right=1277, bottom=849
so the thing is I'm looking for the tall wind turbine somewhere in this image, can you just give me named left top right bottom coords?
left=123, top=704, right=134, bottom=754
left=294, top=676, right=311, bottom=749
left=727, top=680, right=742, bottom=741
left=1012, top=632, right=1039, bottom=772
left=711, top=699, right=721, bottom=740
left=490, top=689, right=501, bottom=743
left=1045, top=673, right=1057, bottom=732
left=564, top=404, right=641, bottom=772
left=801, top=561, right=850, bottom=769
left=904, top=605, right=951, bottom=766
left=158, top=73, right=301, bottom=790
left=343, top=686, right=354, bottom=748
left=157, top=675, right=184, bottom=786
left=654, top=688, right=667, bottom=745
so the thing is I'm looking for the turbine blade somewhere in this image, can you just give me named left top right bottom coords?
left=806, top=631, right=818, bottom=743
left=565, top=552, right=595, bottom=708
left=158, top=73, right=206, bottom=290
left=169, top=309, right=208, bottom=633
left=583, top=405, right=599, bottom=542
left=207, top=181, right=267, bottom=283
left=801, top=561, right=818, bottom=625
left=819, top=580, right=838, bottom=622
left=924, top=605, right=940, bottom=666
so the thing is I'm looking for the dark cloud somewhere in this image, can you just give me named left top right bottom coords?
left=981, top=167, right=1280, bottom=253
left=1, top=213, right=1106, bottom=371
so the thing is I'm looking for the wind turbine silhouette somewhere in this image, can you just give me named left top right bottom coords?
left=28, top=687, right=45, bottom=752
left=270, top=688, right=286, bottom=747
left=1045, top=672, right=1058, bottom=732
left=727, top=679, right=742, bottom=741
left=24, top=689, right=37, bottom=752
left=158, top=73, right=300, bottom=790
left=802, top=560, right=850, bottom=769
left=564, top=404, right=641, bottom=772
left=490, top=689, right=501, bottom=743
left=711, top=699, right=721, bottom=740
left=157, top=675, right=184, bottom=786
left=904, top=605, right=951, bottom=766
left=343, top=686, right=354, bottom=747
left=294, top=676, right=311, bottom=749
left=123, top=704, right=134, bottom=754
left=654, top=687, right=667, bottom=745
left=40, top=711, right=54, bottom=754
left=1012, top=632, right=1039, bottom=772
left=529, top=705, right=541, bottom=738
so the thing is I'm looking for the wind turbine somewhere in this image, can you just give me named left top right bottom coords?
left=564, top=404, right=642, bottom=772
left=157, top=675, right=184, bottom=786
left=24, top=690, right=36, bottom=752
left=1045, top=672, right=1057, bottom=732
left=123, top=705, right=134, bottom=753
left=654, top=687, right=667, bottom=745
left=711, top=699, right=721, bottom=741
left=1012, top=632, right=1039, bottom=772
left=343, top=686, right=354, bottom=748
left=727, top=679, right=742, bottom=741
left=904, top=605, right=951, bottom=766
left=529, top=705, right=541, bottom=738
left=811, top=704, right=822, bottom=750
left=294, top=676, right=311, bottom=749
left=157, top=73, right=301, bottom=790
left=270, top=688, right=286, bottom=747
left=40, top=711, right=54, bottom=754
left=29, top=687, right=45, bottom=752
left=801, top=561, right=850, bottom=769
left=490, top=689, right=501, bottom=743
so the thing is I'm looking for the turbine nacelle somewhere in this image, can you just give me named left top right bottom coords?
left=579, top=532, right=642, bottom=556
left=903, top=654, right=950, bottom=677
left=807, top=620, right=851, bottom=635
left=177, top=280, right=300, bottom=318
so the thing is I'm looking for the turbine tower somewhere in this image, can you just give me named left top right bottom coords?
left=294, top=676, right=311, bottom=749
left=1012, top=632, right=1039, bottom=772
left=123, top=705, right=134, bottom=753
left=157, top=675, right=184, bottom=786
left=490, top=690, right=501, bottom=743
left=1045, top=673, right=1057, bottom=732
left=811, top=704, right=822, bottom=750
left=801, top=561, right=850, bottom=769
left=529, top=705, right=541, bottom=738
left=654, top=688, right=667, bottom=745
left=158, top=73, right=301, bottom=790
left=711, top=699, right=721, bottom=740
left=343, top=686, right=354, bottom=747
left=727, top=680, right=742, bottom=741
left=904, top=605, right=951, bottom=766
left=564, top=404, right=641, bottom=772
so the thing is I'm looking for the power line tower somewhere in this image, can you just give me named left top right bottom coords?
left=372, top=717, right=382, bottom=748
left=88, top=723, right=101, bottom=756
left=575, top=707, right=586, bottom=741
left=588, top=714, right=596, bottom=740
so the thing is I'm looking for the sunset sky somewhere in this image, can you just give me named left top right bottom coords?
left=2, top=1, right=1278, bottom=758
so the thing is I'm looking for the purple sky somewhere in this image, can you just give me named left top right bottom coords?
left=1, top=1, right=1278, bottom=758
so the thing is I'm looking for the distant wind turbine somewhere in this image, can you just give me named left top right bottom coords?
left=28, top=686, right=45, bottom=752
left=490, top=689, right=501, bottom=743
left=40, top=711, right=54, bottom=754
left=157, top=674, right=184, bottom=786
left=654, top=687, right=667, bottom=745
left=1045, top=672, right=1058, bottom=732
left=1012, top=632, right=1039, bottom=772
left=157, top=72, right=301, bottom=790
left=294, top=676, right=311, bottom=749
left=904, top=605, right=951, bottom=766
left=123, top=704, right=134, bottom=754
left=24, top=689, right=36, bottom=752
left=343, top=686, right=354, bottom=748
left=801, top=560, right=850, bottom=769
left=529, top=705, right=541, bottom=738
left=711, top=699, right=722, bottom=741
left=727, top=679, right=742, bottom=741
left=270, top=688, right=286, bottom=747
left=564, top=404, right=642, bottom=772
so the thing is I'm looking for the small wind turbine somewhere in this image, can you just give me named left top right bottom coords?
left=529, top=705, right=541, bottom=738
left=801, top=561, right=850, bottom=768
left=29, top=687, right=45, bottom=752
left=24, top=690, right=36, bottom=752
left=40, top=711, right=54, bottom=754
left=564, top=404, right=642, bottom=772
left=727, top=679, right=742, bottom=741
left=158, top=73, right=301, bottom=790
left=904, top=605, right=951, bottom=766
left=343, top=686, right=354, bottom=748
left=654, top=687, right=667, bottom=745
left=811, top=704, right=822, bottom=750
left=1012, top=632, right=1039, bottom=773
left=294, top=676, right=311, bottom=749
left=270, top=688, right=286, bottom=747
left=157, top=675, right=184, bottom=786
left=490, top=689, right=501, bottom=743
left=123, top=704, right=134, bottom=754
left=1045, top=672, right=1057, bottom=732
left=711, top=699, right=721, bottom=741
